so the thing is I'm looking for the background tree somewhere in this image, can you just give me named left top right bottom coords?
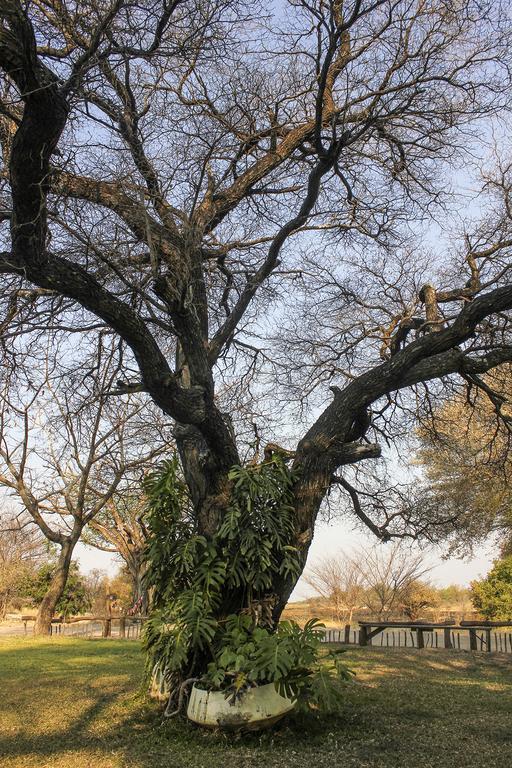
left=399, top=579, right=440, bottom=621
left=82, top=566, right=135, bottom=615
left=304, top=555, right=365, bottom=624
left=108, top=567, right=138, bottom=612
left=82, top=568, right=109, bottom=616
left=0, top=339, right=167, bottom=634
left=23, top=561, right=91, bottom=620
left=413, top=366, right=512, bottom=556
left=84, top=495, right=149, bottom=614
left=353, top=544, right=431, bottom=618
left=437, top=585, right=472, bottom=612
left=471, top=557, right=512, bottom=621
left=0, top=512, right=48, bottom=619
left=1, top=0, right=512, bottom=684
left=306, top=545, right=432, bottom=620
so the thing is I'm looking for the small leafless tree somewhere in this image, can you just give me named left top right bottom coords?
left=304, top=555, right=365, bottom=624
left=353, top=543, right=432, bottom=618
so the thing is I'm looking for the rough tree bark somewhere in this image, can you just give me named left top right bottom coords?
left=33, top=538, right=75, bottom=635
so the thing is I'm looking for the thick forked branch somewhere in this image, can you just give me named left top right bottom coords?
left=0, top=1, right=68, bottom=261
left=192, top=1, right=389, bottom=232
left=291, top=283, right=512, bottom=550
left=317, top=282, right=512, bottom=445
left=52, top=171, right=184, bottom=258
left=0, top=249, right=206, bottom=423
left=0, top=1, right=204, bottom=426
left=398, top=347, right=512, bottom=390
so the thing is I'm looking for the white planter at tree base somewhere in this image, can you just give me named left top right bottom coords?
left=187, top=683, right=295, bottom=730
left=149, top=663, right=170, bottom=702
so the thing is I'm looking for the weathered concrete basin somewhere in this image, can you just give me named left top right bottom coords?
left=187, top=682, right=295, bottom=730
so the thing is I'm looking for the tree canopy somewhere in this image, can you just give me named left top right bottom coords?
left=471, top=557, right=512, bottom=621
left=0, top=512, right=48, bottom=618
left=413, top=366, right=512, bottom=556
left=22, top=560, right=91, bottom=618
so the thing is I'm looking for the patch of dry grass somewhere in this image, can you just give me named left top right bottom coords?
left=1, top=637, right=511, bottom=767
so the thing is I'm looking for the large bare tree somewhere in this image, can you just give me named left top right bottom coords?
left=1, top=0, right=512, bottom=638
left=0, top=338, right=167, bottom=633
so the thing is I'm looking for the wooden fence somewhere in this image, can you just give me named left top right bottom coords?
left=22, top=615, right=144, bottom=639
left=20, top=615, right=512, bottom=653
left=321, top=620, right=512, bottom=653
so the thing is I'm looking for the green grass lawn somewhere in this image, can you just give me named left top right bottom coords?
left=1, top=637, right=511, bottom=768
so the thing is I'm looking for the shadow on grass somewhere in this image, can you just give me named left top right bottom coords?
left=1, top=692, right=122, bottom=752
left=1, top=642, right=512, bottom=768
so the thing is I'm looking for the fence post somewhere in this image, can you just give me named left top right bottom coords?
left=416, top=628, right=424, bottom=649
left=443, top=626, right=453, bottom=649
left=102, top=618, right=111, bottom=638
left=469, top=628, right=477, bottom=651
left=344, top=624, right=351, bottom=644
left=119, top=616, right=126, bottom=638
left=359, top=626, right=368, bottom=646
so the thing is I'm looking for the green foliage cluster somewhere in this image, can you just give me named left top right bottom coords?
left=142, top=455, right=353, bottom=711
left=203, top=614, right=353, bottom=710
left=22, top=561, right=91, bottom=618
left=143, top=456, right=300, bottom=672
left=471, top=557, right=512, bottom=620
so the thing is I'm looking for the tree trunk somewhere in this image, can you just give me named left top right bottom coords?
left=33, top=539, right=73, bottom=635
left=130, top=562, right=148, bottom=615
left=120, top=546, right=148, bottom=615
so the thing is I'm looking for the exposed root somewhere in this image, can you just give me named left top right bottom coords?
left=163, top=677, right=199, bottom=718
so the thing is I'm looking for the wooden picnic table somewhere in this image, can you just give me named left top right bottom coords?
left=358, top=619, right=512, bottom=651
left=358, top=620, right=456, bottom=649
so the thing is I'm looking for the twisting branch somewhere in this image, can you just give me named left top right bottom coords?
left=332, top=474, right=391, bottom=541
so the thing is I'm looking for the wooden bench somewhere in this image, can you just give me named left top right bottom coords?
left=358, top=619, right=512, bottom=651
left=358, top=620, right=456, bottom=649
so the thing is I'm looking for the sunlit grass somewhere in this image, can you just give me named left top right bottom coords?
left=1, top=637, right=511, bottom=767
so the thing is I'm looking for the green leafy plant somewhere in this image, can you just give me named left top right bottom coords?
left=21, top=561, right=91, bottom=619
left=202, top=614, right=354, bottom=711
left=142, top=454, right=353, bottom=713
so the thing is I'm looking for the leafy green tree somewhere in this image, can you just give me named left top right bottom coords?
left=399, top=580, right=440, bottom=621
left=23, top=562, right=92, bottom=620
left=471, top=558, right=512, bottom=621
left=0, top=514, right=48, bottom=618
left=437, top=585, right=472, bottom=616
left=414, top=368, right=512, bottom=556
